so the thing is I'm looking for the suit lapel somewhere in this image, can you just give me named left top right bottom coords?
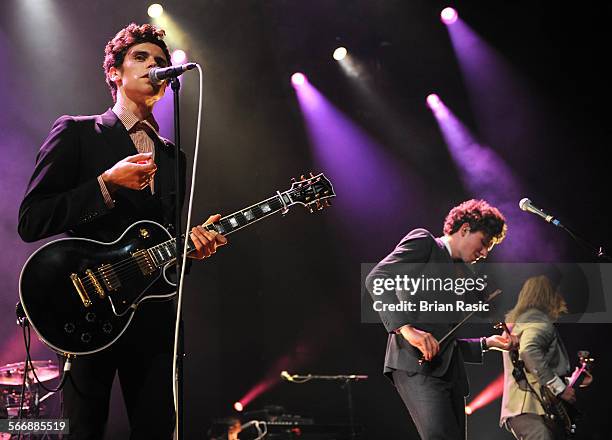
left=96, top=109, right=139, bottom=158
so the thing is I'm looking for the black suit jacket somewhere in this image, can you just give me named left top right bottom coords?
left=366, top=229, right=483, bottom=391
left=18, top=109, right=187, bottom=346
left=18, top=109, right=186, bottom=243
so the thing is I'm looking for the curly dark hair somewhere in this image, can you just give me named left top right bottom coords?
left=103, top=23, right=171, bottom=101
left=443, top=199, right=507, bottom=245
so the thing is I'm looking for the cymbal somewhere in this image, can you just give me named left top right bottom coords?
left=0, top=360, right=59, bottom=386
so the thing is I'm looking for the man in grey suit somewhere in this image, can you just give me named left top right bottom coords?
left=500, top=275, right=578, bottom=440
left=366, top=199, right=514, bottom=439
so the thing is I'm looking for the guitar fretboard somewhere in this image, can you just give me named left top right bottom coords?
left=146, top=193, right=291, bottom=267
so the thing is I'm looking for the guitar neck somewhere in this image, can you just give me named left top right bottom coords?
left=148, top=192, right=290, bottom=266
left=568, top=362, right=587, bottom=388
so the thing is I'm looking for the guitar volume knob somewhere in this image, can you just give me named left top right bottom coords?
left=85, top=312, right=96, bottom=322
left=102, top=322, right=113, bottom=334
left=64, top=323, right=75, bottom=334
left=81, top=332, right=92, bottom=343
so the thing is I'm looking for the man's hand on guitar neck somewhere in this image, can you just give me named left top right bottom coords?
left=189, top=214, right=227, bottom=260
left=559, top=385, right=576, bottom=404
left=485, top=332, right=519, bottom=351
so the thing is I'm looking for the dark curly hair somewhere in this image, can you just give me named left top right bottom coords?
left=103, top=23, right=171, bottom=101
left=443, top=199, right=507, bottom=245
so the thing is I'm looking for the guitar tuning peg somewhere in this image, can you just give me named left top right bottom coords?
left=324, top=200, right=332, bottom=207
left=300, top=174, right=305, bottom=181
left=324, top=190, right=329, bottom=195
left=308, top=205, right=315, bottom=214
left=291, top=177, right=296, bottom=183
left=309, top=172, right=315, bottom=178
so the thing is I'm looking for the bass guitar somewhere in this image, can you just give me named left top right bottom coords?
left=19, top=173, right=335, bottom=356
left=540, top=350, right=594, bottom=438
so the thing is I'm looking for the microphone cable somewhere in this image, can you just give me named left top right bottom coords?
left=172, top=63, right=204, bottom=440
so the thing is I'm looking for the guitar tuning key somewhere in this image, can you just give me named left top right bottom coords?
left=291, top=177, right=296, bottom=183
left=324, top=200, right=332, bottom=207
left=309, top=172, right=315, bottom=178
left=300, top=174, right=305, bottom=181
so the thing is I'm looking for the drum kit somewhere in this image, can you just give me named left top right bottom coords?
left=0, top=360, right=59, bottom=419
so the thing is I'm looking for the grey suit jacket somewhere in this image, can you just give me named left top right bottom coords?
left=500, top=308, right=570, bottom=425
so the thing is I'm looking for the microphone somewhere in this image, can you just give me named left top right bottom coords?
left=519, top=198, right=563, bottom=227
left=149, top=63, right=197, bottom=85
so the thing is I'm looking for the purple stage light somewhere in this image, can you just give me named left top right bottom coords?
left=291, top=72, right=306, bottom=87
left=440, top=7, right=458, bottom=25
left=426, top=93, right=448, bottom=119
left=429, top=101, right=560, bottom=260
left=171, top=49, right=187, bottom=65
left=426, top=93, right=441, bottom=110
left=292, top=78, right=427, bottom=243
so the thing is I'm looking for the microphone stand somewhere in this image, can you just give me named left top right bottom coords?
left=558, top=223, right=612, bottom=262
left=170, top=76, right=185, bottom=440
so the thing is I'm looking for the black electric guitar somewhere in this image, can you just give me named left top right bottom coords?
left=19, top=173, right=335, bottom=356
left=540, top=350, right=594, bottom=438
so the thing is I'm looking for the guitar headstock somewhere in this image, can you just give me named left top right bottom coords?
left=577, top=350, right=594, bottom=369
left=286, top=172, right=336, bottom=213
left=494, top=321, right=512, bottom=334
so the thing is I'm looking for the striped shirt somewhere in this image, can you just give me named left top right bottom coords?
left=97, top=104, right=161, bottom=208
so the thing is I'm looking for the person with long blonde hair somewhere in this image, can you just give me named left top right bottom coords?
left=500, top=275, right=571, bottom=440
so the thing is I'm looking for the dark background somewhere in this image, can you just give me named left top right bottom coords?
left=1, top=1, right=610, bottom=438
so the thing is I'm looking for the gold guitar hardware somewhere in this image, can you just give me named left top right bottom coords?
left=70, top=273, right=92, bottom=307
left=85, top=269, right=106, bottom=299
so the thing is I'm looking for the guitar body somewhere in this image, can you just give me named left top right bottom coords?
left=18, top=173, right=336, bottom=356
left=541, top=386, right=581, bottom=438
left=19, top=221, right=175, bottom=356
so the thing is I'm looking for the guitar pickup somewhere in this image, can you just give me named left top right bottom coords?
left=70, top=273, right=92, bottom=307
left=132, top=250, right=156, bottom=276
left=85, top=269, right=106, bottom=299
left=98, top=263, right=121, bottom=292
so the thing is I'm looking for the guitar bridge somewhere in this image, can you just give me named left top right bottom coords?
left=132, top=250, right=156, bottom=276
left=70, top=273, right=92, bottom=307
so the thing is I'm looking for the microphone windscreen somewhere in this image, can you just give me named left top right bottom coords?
left=518, top=198, right=531, bottom=211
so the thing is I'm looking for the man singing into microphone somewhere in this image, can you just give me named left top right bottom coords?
left=366, top=199, right=514, bottom=439
left=18, top=23, right=226, bottom=439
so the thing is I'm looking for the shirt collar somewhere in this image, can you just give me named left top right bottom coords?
left=111, top=103, right=160, bottom=134
left=439, top=235, right=453, bottom=257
